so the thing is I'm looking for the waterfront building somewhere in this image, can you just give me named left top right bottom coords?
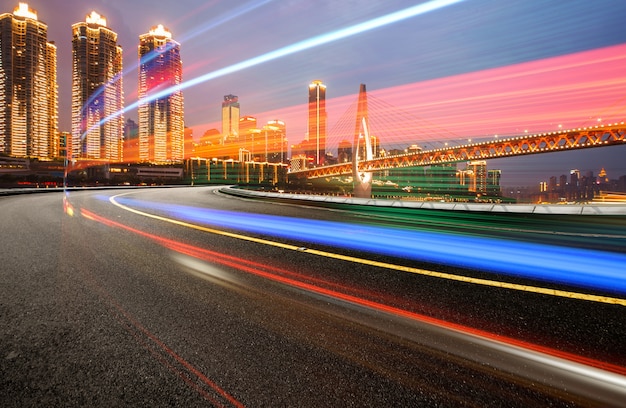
left=487, top=169, right=502, bottom=196
left=71, top=11, right=124, bottom=161
left=0, top=3, right=58, bottom=159
left=466, top=160, right=488, bottom=193
left=138, top=25, right=184, bottom=163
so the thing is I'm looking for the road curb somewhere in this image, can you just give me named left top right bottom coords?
left=219, top=186, right=626, bottom=215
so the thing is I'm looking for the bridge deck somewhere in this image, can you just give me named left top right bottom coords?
left=291, top=122, right=626, bottom=179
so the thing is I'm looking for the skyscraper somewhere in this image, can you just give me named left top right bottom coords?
left=138, top=25, right=184, bottom=163
left=222, top=94, right=240, bottom=143
left=0, top=3, right=58, bottom=159
left=307, top=80, right=327, bottom=166
left=71, top=11, right=123, bottom=161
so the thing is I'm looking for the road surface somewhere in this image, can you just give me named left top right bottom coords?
left=2, top=186, right=625, bottom=407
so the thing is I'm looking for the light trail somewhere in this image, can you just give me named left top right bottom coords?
left=108, top=193, right=626, bottom=305
left=78, top=0, right=276, bottom=144
left=175, top=42, right=626, bottom=170
left=92, top=0, right=465, bottom=130
left=174, top=0, right=275, bottom=47
left=78, top=206, right=626, bottom=400
left=340, top=43, right=626, bottom=150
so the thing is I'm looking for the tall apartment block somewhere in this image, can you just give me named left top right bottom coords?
left=0, top=3, right=58, bottom=159
left=71, top=11, right=123, bottom=161
left=138, top=25, right=184, bottom=163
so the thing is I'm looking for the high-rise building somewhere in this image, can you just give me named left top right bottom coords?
left=264, top=120, right=287, bottom=163
left=466, top=160, right=488, bottom=193
left=0, top=3, right=58, bottom=159
left=71, top=11, right=124, bottom=161
left=307, top=80, right=327, bottom=166
left=138, top=25, right=184, bottom=163
left=570, top=169, right=580, bottom=187
left=222, top=94, right=240, bottom=143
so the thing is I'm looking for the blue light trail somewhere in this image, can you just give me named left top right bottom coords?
left=112, top=197, right=626, bottom=295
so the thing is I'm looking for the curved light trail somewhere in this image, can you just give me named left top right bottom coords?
left=108, top=193, right=626, bottom=304
left=77, top=202, right=626, bottom=406
left=93, top=0, right=465, bottom=130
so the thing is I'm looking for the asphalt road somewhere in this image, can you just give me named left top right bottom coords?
left=2, top=186, right=625, bottom=407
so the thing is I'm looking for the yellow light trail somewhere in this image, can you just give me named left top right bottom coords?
left=109, top=193, right=626, bottom=307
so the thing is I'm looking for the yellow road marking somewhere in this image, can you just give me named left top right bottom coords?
left=110, top=193, right=626, bottom=307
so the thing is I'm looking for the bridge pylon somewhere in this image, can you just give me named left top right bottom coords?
left=352, top=84, right=373, bottom=198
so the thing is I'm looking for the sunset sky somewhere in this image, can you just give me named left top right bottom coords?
left=9, top=0, right=626, bottom=185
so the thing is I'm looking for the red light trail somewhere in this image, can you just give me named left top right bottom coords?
left=79, top=207, right=626, bottom=380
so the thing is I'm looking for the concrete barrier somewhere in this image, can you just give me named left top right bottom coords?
left=220, top=187, right=626, bottom=215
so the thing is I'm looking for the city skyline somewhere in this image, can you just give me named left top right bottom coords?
left=2, top=1, right=626, bottom=186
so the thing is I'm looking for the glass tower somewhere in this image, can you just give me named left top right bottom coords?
left=307, top=80, right=327, bottom=166
left=71, top=11, right=124, bottom=161
left=0, top=3, right=58, bottom=158
left=138, top=25, right=184, bottom=163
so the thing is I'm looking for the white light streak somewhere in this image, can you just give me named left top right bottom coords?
left=93, top=0, right=465, bottom=133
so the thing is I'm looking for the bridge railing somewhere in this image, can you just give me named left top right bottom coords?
left=290, top=122, right=626, bottom=179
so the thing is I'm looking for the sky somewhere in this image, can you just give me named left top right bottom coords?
left=10, top=0, right=626, bottom=186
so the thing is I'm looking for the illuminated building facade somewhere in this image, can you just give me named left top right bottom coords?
left=239, top=115, right=257, bottom=159
left=307, top=80, right=327, bottom=166
left=222, top=94, right=239, bottom=143
left=357, top=134, right=379, bottom=162
left=138, top=25, right=184, bottom=163
left=466, top=160, right=487, bottom=193
left=0, top=3, right=58, bottom=158
left=71, top=11, right=123, bottom=161
left=263, top=120, right=287, bottom=163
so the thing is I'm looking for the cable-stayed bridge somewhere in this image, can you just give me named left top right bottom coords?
left=294, top=122, right=626, bottom=178
left=290, top=84, right=626, bottom=197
